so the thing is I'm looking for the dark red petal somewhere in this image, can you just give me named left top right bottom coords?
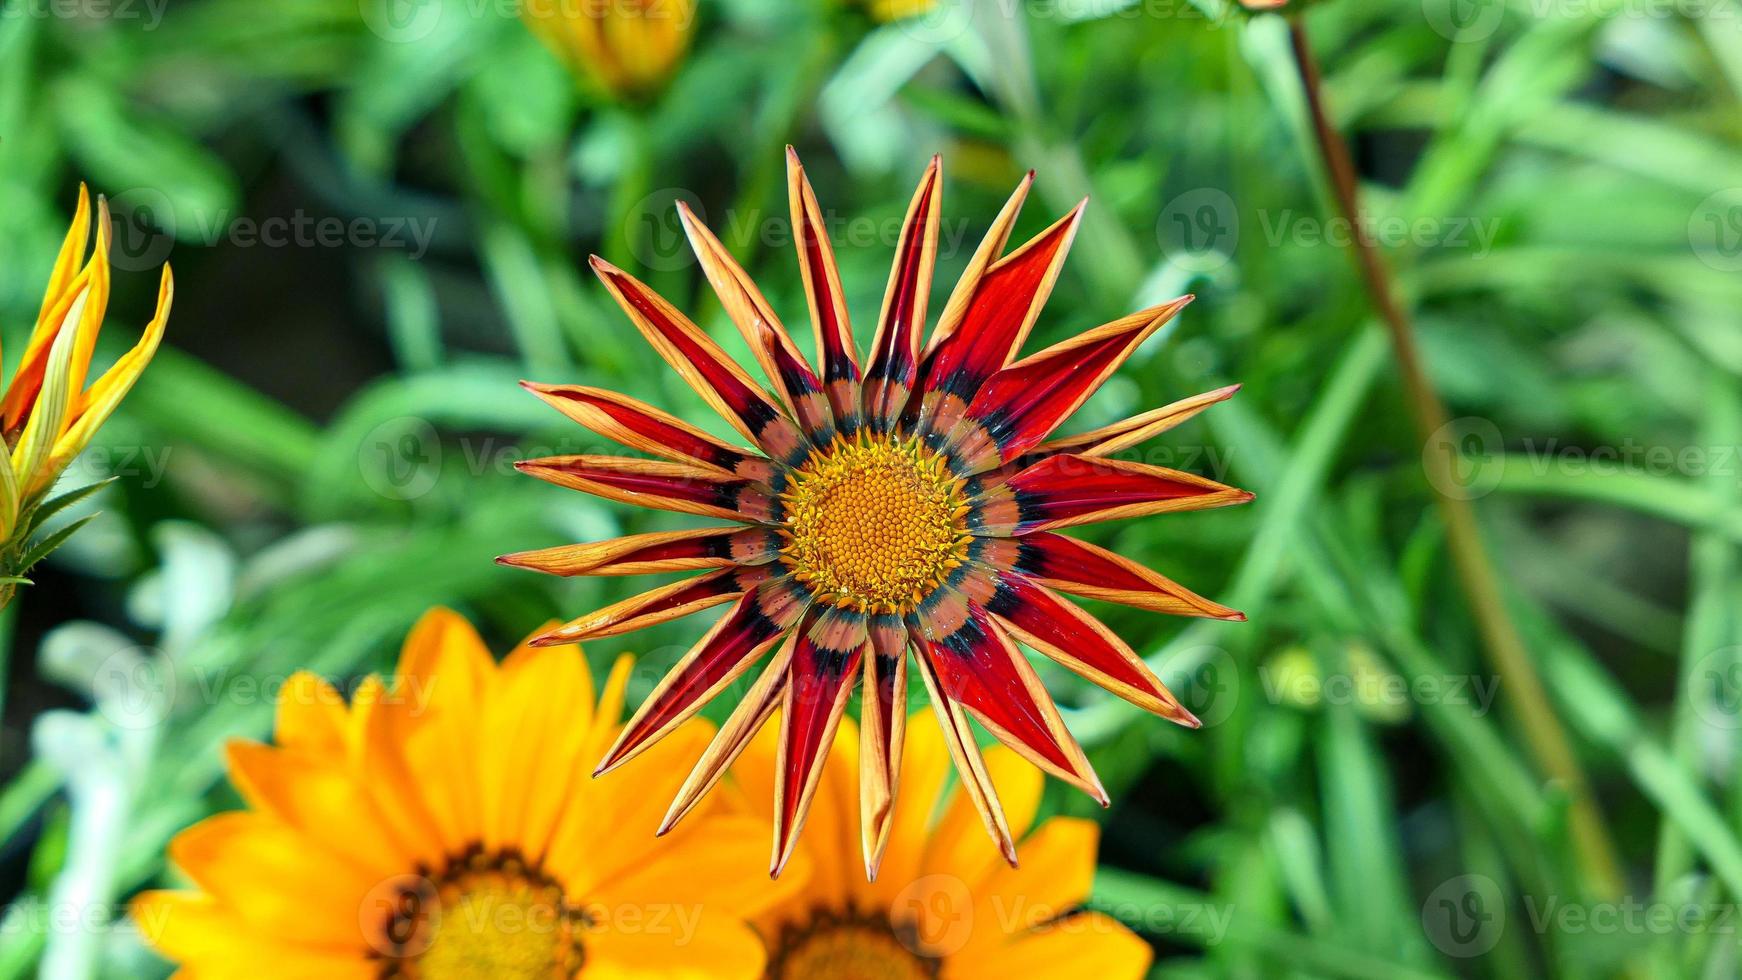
left=916, top=202, right=1083, bottom=409
left=989, top=574, right=1199, bottom=726
left=992, top=453, right=1252, bottom=533
left=752, top=319, right=835, bottom=444
left=772, top=607, right=868, bottom=877
left=591, top=256, right=805, bottom=462
left=658, top=633, right=794, bottom=835
left=594, top=576, right=805, bottom=775
left=859, top=614, right=909, bottom=878
left=532, top=567, right=758, bottom=645
left=516, top=455, right=776, bottom=523
left=862, top=157, right=941, bottom=432
left=951, top=298, right=1192, bottom=471
left=498, top=527, right=778, bottom=578
left=910, top=604, right=1104, bottom=803
left=787, top=148, right=861, bottom=428
left=1036, top=384, right=1241, bottom=459
left=676, top=202, right=819, bottom=401
left=520, top=382, right=771, bottom=482
left=908, top=628, right=1016, bottom=866
left=1008, top=531, right=1243, bottom=620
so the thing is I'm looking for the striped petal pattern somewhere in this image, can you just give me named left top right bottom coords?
left=506, top=152, right=1251, bottom=878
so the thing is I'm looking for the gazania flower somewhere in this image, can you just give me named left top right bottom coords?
left=0, top=186, right=171, bottom=605
left=739, top=715, right=1153, bottom=979
left=521, top=0, right=697, bottom=101
left=133, top=608, right=799, bottom=979
left=503, top=151, right=1250, bottom=878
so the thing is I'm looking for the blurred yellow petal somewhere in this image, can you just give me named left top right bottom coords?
left=130, top=894, right=375, bottom=980
left=272, top=671, right=348, bottom=754
left=520, top=0, right=695, bottom=100
left=143, top=610, right=773, bottom=980
left=954, top=912, right=1153, bottom=980
left=222, top=740, right=409, bottom=878
left=167, top=813, right=374, bottom=949
left=585, top=914, right=767, bottom=980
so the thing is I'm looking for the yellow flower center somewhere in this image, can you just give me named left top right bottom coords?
left=779, top=434, right=970, bottom=613
left=379, top=852, right=586, bottom=979
left=766, top=910, right=939, bottom=980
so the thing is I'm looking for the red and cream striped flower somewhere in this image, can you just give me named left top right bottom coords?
left=503, top=150, right=1251, bottom=879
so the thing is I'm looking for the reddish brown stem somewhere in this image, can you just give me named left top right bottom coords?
left=1287, top=16, right=1625, bottom=900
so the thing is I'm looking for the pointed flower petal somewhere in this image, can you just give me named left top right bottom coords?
left=498, top=526, right=778, bottom=577
left=658, top=634, right=794, bottom=835
left=534, top=566, right=770, bottom=645
left=595, top=576, right=805, bottom=775
left=999, top=530, right=1244, bottom=620
left=862, top=156, right=941, bottom=431
left=591, top=256, right=805, bottom=461
left=859, top=614, right=909, bottom=879
left=1037, top=383, right=1241, bottom=458
left=916, top=199, right=1083, bottom=421
left=950, top=297, right=1191, bottom=471
left=989, top=574, right=1200, bottom=726
left=676, top=202, right=830, bottom=439
left=771, top=607, right=868, bottom=878
left=521, top=382, right=773, bottom=483
left=978, top=453, right=1252, bottom=534
left=516, top=454, right=777, bottom=522
left=787, top=148, right=861, bottom=427
left=912, top=603, right=1104, bottom=803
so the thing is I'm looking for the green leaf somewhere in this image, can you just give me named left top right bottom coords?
left=22, top=477, right=115, bottom=538
left=16, top=514, right=98, bottom=575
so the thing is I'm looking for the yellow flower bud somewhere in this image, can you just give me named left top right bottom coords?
left=521, top=0, right=697, bottom=102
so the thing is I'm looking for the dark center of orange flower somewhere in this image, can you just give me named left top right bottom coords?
left=766, top=908, right=941, bottom=980
left=779, top=433, right=970, bottom=614
left=377, top=849, right=588, bottom=980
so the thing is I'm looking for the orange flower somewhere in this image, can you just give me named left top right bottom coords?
left=504, top=151, right=1250, bottom=878
left=740, top=715, right=1154, bottom=979
left=134, top=609, right=799, bottom=978
left=520, top=0, right=697, bottom=101
left=0, top=186, right=171, bottom=603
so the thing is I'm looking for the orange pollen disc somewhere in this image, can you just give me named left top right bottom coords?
left=766, top=908, right=940, bottom=980
left=779, top=433, right=971, bottom=614
left=377, top=849, right=588, bottom=980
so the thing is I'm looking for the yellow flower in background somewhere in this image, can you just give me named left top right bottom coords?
left=521, top=0, right=697, bottom=101
left=133, top=608, right=798, bottom=979
left=0, top=186, right=171, bottom=603
left=864, top=0, right=938, bottom=21
left=735, top=714, right=1153, bottom=979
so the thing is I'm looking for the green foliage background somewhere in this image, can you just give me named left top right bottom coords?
left=2, top=0, right=1740, bottom=976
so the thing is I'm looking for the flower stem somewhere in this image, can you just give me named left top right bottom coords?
left=1286, top=16, right=1625, bottom=900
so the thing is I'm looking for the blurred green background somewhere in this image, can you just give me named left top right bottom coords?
left=3, top=0, right=1742, bottom=976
